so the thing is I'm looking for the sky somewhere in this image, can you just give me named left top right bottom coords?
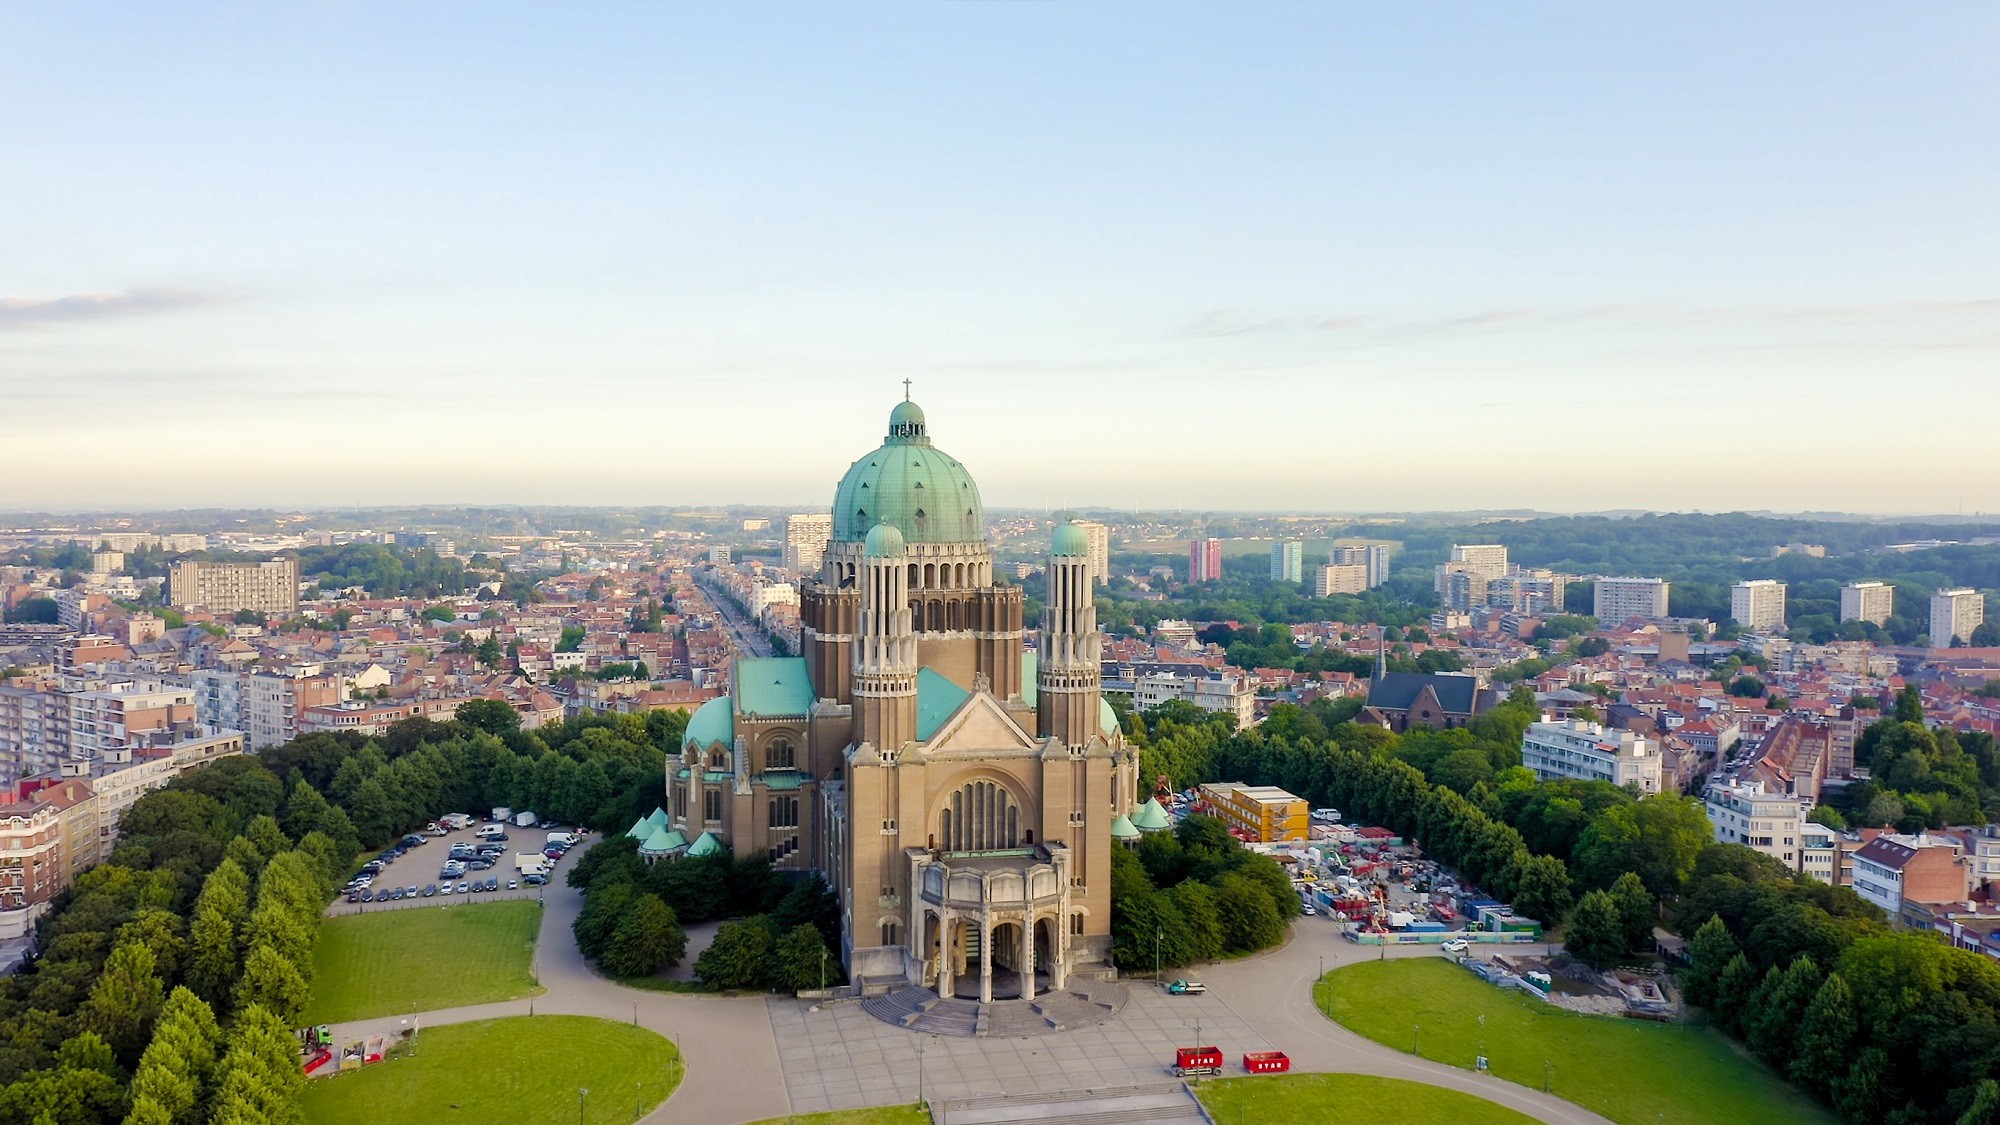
left=3, top=4, right=1997, bottom=515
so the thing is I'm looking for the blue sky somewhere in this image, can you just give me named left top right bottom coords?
left=3, top=4, right=1996, bottom=513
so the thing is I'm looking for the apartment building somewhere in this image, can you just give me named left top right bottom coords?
left=1486, top=569, right=1567, bottom=615
left=784, top=513, right=833, bottom=574
left=87, top=731, right=246, bottom=845
left=1594, top=577, right=1670, bottom=624
left=1450, top=544, right=1509, bottom=578
left=1441, top=568, right=1488, bottom=612
left=1932, top=589, right=1985, bottom=647
left=1705, top=778, right=1811, bottom=871
left=68, top=682, right=198, bottom=769
left=1189, top=539, right=1223, bottom=583
left=1197, top=781, right=1308, bottom=843
left=1521, top=718, right=1663, bottom=794
left=1329, top=545, right=1390, bottom=589
left=1270, top=541, right=1303, bottom=584
left=1133, top=671, right=1255, bottom=728
left=168, top=557, right=299, bottom=616
left=1072, top=520, right=1111, bottom=586
left=1730, top=580, right=1788, bottom=634
left=1840, top=581, right=1894, bottom=626
left=0, top=685, right=66, bottom=784
left=1852, top=834, right=1969, bottom=915
left=244, top=669, right=340, bottom=749
left=1314, top=564, right=1370, bottom=597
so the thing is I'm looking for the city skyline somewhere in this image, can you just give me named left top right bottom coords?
left=4, top=4, right=1998, bottom=510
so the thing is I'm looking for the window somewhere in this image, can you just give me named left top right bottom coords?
left=881, top=818, right=897, bottom=834
left=766, top=738, right=795, bottom=770
left=882, top=921, right=900, bottom=946
left=769, top=796, right=799, bottom=829
left=937, top=780, right=1020, bottom=851
left=1070, top=913, right=1084, bottom=936
left=704, top=788, right=722, bottom=823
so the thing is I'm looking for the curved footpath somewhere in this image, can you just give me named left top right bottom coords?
left=322, top=837, right=793, bottom=1124
left=325, top=837, right=1606, bottom=1125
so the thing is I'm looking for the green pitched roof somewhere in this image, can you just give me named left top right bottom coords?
left=626, top=817, right=651, bottom=840
left=763, top=770, right=804, bottom=791
left=638, top=825, right=683, bottom=853
left=831, top=401, right=986, bottom=545
left=686, top=830, right=724, bottom=857
left=1131, top=798, right=1171, bottom=832
left=1109, top=814, right=1140, bottom=839
left=656, top=829, right=687, bottom=852
left=916, top=667, right=971, bottom=741
left=646, top=807, right=669, bottom=827
left=737, top=657, right=813, bottom=717
left=685, top=695, right=733, bottom=747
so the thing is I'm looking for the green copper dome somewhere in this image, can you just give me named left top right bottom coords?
left=1052, top=522, right=1090, bottom=557
left=832, top=400, right=986, bottom=545
left=864, top=522, right=906, bottom=558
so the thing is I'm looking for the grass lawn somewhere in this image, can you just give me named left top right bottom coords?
left=305, top=900, right=543, bottom=1024
left=743, top=1108, right=929, bottom=1125
left=303, top=1016, right=679, bottom=1125
left=1316, top=959, right=1834, bottom=1125
left=1196, top=1074, right=1536, bottom=1125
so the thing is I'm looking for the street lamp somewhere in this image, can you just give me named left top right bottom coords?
left=917, top=1035, right=926, bottom=1109
left=1155, top=926, right=1162, bottom=984
left=1543, top=1059, right=1551, bottom=1093
left=1412, top=1022, right=1420, bottom=1056
left=820, top=946, right=828, bottom=992
left=578, top=1086, right=588, bottom=1125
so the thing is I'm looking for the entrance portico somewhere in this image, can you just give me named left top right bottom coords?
left=913, top=845, right=1069, bottom=1002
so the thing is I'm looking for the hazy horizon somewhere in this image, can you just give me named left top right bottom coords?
left=5, top=4, right=1997, bottom=511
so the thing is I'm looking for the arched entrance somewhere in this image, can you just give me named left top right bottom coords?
left=1034, top=916, right=1061, bottom=991
left=990, top=921, right=1030, bottom=1000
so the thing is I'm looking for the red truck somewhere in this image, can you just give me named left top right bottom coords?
left=1173, top=1047, right=1224, bottom=1077
left=1243, top=1050, right=1292, bottom=1074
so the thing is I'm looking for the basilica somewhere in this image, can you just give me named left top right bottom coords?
left=656, top=399, right=1138, bottom=999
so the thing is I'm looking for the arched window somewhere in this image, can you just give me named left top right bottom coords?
left=939, top=780, right=1021, bottom=852
left=924, top=563, right=935, bottom=589
left=766, top=738, right=794, bottom=770
left=929, top=601, right=944, bottom=631
left=882, top=920, right=901, bottom=946
left=947, top=601, right=961, bottom=631
left=769, top=795, right=799, bottom=828
left=703, top=788, right=722, bottom=823
left=707, top=749, right=727, bottom=772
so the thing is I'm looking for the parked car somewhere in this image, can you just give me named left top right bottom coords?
left=1442, top=939, right=1470, bottom=954
left=457, top=882, right=469, bottom=893
left=390, top=888, right=405, bottom=900
left=484, top=877, right=499, bottom=891
left=523, top=874, right=547, bottom=886
left=1302, top=902, right=1317, bottom=916
left=422, top=885, right=437, bottom=897
left=439, top=883, right=453, bottom=895
left=346, top=892, right=359, bottom=904
left=1165, top=979, right=1206, bottom=995
left=506, top=879, right=519, bottom=890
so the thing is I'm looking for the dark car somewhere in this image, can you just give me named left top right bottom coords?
left=346, top=892, right=360, bottom=903
left=484, top=877, right=499, bottom=891
left=390, top=887, right=405, bottom=900
left=523, top=873, right=547, bottom=886
left=422, top=884, right=437, bottom=897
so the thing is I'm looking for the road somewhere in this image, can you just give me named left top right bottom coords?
left=691, top=574, right=773, bottom=659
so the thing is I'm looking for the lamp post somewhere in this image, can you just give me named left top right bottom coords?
left=1543, top=1059, right=1551, bottom=1093
left=820, top=946, right=828, bottom=992
left=1412, top=1022, right=1420, bottom=1056
left=1317, top=954, right=1326, bottom=1017
left=632, top=1000, right=638, bottom=1026
left=917, top=1035, right=926, bottom=1109
left=1155, top=926, right=1162, bottom=984
left=578, top=1086, right=588, bottom=1125
left=1478, top=1013, right=1485, bottom=1060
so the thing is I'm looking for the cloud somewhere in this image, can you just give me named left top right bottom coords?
left=0, top=288, right=221, bottom=329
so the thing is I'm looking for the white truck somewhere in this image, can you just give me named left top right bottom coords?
left=491, top=807, right=513, bottom=822
left=513, top=810, right=538, bottom=827
left=546, top=831, right=578, bottom=849
left=515, top=853, right=553, bottom=877
left=439, top=813, right=473, bottom=830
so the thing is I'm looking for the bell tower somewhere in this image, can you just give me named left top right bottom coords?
left=1037, top=522, right=1102, bottom=745
left=853, top=522, right=918, bottom=749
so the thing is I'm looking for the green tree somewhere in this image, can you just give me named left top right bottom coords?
left=600, top=894, right=688, bottom=978
left=1607, top=872, right=1655, bottom=953
left=1957, top=1079, right=2000, bottom=1125
left=1681, top=915, right=1739, bottom=1010
left=1563, top=890, right=1626, bottom=969
left=210, top=1004, right=304, bottom=1125
left=128, top=987, right=222, bottom=1125
left=279, top=781, right=331, bottom=843
left=695, top=918, right=775, bottom=990
left=1744, top=955, right=1820, bottom=1071
left=1505, top=853, right=1574, bottom=927
left=79, top=939, right=165, bottom=1061
left=770, top=922, right=835, bottom=992
left=1168, top=880, right=1226, bottom=963
left=234, top=944, right=311, bottom=1026
left=1895, top=683, right=1924, bottom=724
left=1789, top=972, right=1858, bottom=1097
left=1213, top=873, right=1285, bottom=953
left=185, top=908, right=238, bottom=1009
left=243, top=816, right=289, bottom=863
left=1712, top=953, right=1760, bottom=1034
left=455, top=698, right=520, bottom=735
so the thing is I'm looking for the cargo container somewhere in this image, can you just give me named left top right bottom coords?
left=1406, top=920, right=1447, bottom=933
left=1243, top=1051, right=1292, bottom=1074
left=1173, top=1047, right=1223, bottom=1077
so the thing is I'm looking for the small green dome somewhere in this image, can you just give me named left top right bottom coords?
left=1109, top=814, right=1140, bottom=840
left=1052, top=522, right=1090, bottom=557
left=1131, top=797, right=1171, bottom=832
left=831, top=400, right=986, bottom=545
left=685, top=696, right=734, bottom=749
left=686, top=830, right=725, bottom=857
left=864, top=522, right=906, bottom=558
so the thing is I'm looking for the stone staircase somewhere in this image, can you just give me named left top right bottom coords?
left=859, top=980, right=1127, bottom=1038
left=933, top=1082, right=1212, bottom=1125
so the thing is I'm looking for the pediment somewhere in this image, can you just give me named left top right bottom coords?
left=922, top=691, right=1037, bottom=754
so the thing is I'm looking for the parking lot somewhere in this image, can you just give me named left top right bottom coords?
left=322, top=818, right=589, bottom=919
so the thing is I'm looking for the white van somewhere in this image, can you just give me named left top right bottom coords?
left=1311, top=808, right=1342, bottom=823
left=475, top=823, right=507, bottom=840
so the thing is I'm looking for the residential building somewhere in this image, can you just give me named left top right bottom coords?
left=169, top=557, right=299, bottom=616
left=1152, top=619, right=1196, bottom=649
left=1841, top=581, right=1894, bottom=626
left=1362, top=673, right=1498, bottom=733
left=1189, top=538, right=1223, bottom=583
left=1486, top=569, right=1567, bottom=615
left=1441, top=568, right=1488, bottom=612
left=1594, top=577, right=1670, bottom=624
left=1730, top=580, right=1787, bottom=634
left=1134, top=672, right=1256, bottom=729
left=1314, top=564, right=1370, bottom=597
left=1197, top=781, right=1307, bottom=843
left=1270, top=541, right=1303, bottom=584
left=1851, top=834, right=1969, bottom=915
left=709, top=545, right=732, bottom=565
left=1450, top=544, right=1509, bottom=579
left=1521, top=718, right=1663, bottom=794
left=0, top=686, right=66, bottom=785
left=88, top=731, right=246, bottom=839
left=67, top=682, right=198, bottom=769
left=1705, top=778, right=1807, bottom=871
left=1932, top=588, right=1985, bottom=647
left=245, top=669, right=340, bottom=750
left=1329, top=545, right=1390, bottom=589
left=0, top=788, right=67, bottom=942
left=1800, top=820, right=1840, bottom=884
left=784, top=513, right=834, bottom=575
left=1072, top=520, right=1110, bottom=586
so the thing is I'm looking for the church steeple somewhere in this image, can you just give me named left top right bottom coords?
left=1038, top=521, right=1102, bottom=745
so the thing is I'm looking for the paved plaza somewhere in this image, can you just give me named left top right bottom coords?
left=768, top=982, right=1269, bottom=1115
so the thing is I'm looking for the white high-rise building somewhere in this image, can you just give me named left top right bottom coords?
left=1931, top=588, right=1985, bottom=647
left=168, top=557, right=299, bottom=617
left=1314, top=564, right=1370, bottom=596
left=1594, top=577, right=1670, bottom=624
left=1451, top=544, right=1509, bottom=578
left=1731, top=580, right=1788, bottom=634
left=784, top=513, right=833, bottom=574
left=1330, top=545, right=1390, bottom=589
left=1270, top=540, right=1303, bottom=583
left=1840, top=581, right=1894, bottom=626
left=1520, top=718, right=1661, bottom=794
left=1071, top=520, right=1111, bottom=586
